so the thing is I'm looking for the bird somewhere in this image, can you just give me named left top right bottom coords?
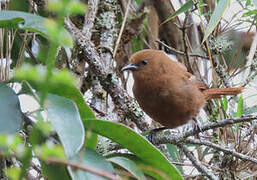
left=121, top=49, right=243, bottom=129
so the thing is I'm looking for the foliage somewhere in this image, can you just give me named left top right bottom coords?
left=0, top=0, right=256, bottom=179
left=0, top=0, right=181, bottom=179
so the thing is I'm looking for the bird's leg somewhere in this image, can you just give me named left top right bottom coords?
left=146, top=127, right=167, bottom=145
left=192, top=117, right=203, bottom=132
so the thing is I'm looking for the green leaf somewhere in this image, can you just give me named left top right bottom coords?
left=44, top=19, right=73, bottom=47
left=45, top=94, right=85, bottom=158
left=223, top=96, right=228, bottom=111
left=68, top=1, right=87, bottom=14
left=47, top=0, right=64, bottom=12
left=0, top=11, right=73, bottom=47
left=135, top=0, right=142, bottom=4
left=202, top=0, right=230, bottom=43
left=132, top=36, right=144, bottom=53
left=106, top=153, right=171, bottom=180
left=68, top=148, right=114, bottom=180
left=246, top=0, right=252, bottom=6
left=107, top=156, right=146, bottom=180
left=47, top=0, right=87, bottom=15
left=0, top=134, right=23, bottom=152
left=85, top=119, right=182, bottom=180
left=35, top=144, right=66, bottom=161
left=29, top=120, right=52, bottom=146
left=236, top=95, right=243, bottom=117
left=9, top=0, right=29, bottom=12
left=0, top=10, right=48, bottom=37
left=219, top=97, right=228, bottom=118
left=6, top=167, right=21, bottom=180
left=242, top=9, right=257, bottom=17
left=0, top=83, right=23, bottom=133
left=42, top=162, right=71, bottom=180
left=12, top=65, right=98, bottom=149
left=166, top=144, right=184, bottom=174
left=161, top=0, right=194, bottom=25
left=19, top=148, right=33, bottom=180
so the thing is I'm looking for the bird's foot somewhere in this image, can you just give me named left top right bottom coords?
left=146, top=127, right=167, bottom=145
left=192, top=117, right=203, bottom=132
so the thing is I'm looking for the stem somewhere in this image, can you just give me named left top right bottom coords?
left=40, top=42, right=58, bottom=106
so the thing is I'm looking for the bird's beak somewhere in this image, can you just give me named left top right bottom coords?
left=121, top=64, right=139, bottom=71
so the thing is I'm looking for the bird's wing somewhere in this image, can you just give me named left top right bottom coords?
left=173, top=61, right=209, bottom=91
left=193, top=81, right=209, bottom=90
left=175, top=61, right=188, bottom=72
left=187, top=74, right=208, bottom=91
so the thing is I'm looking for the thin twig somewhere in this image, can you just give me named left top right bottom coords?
left=0, top=151, right=120, bottom=180
left=82, top=0, right=99, bottom=40
left=16, top=32, right=39, bottom=64
left=192, top=0, right=217, bottom=83
left=156, top=39, right=208, bottom=59
left=183, top=116, right=257, bottom=139
left=16, top=31, right=28, bottom=68
left=113, top=0, right=131, bottom=58
left=178, top=144, right=218, bottom=180
left=181, top=12, right=193, bottom=73
left=47, top=157, right=120, bottom=180
left=185, top=138, right=257, bottom=165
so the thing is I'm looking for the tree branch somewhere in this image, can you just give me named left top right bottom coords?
left=178, top=144, right=218, bottom=180
left=65, top=18, right=149, bottom=131
left=183, top=116, right=256, bottom=139
left=154, top=116, right=257, bottom=144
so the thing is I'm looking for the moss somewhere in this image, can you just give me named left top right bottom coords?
left=209, top=35, right=233, bottom=54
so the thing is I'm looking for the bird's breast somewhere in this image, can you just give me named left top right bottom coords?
left=132, top=75, right=206, bottom=129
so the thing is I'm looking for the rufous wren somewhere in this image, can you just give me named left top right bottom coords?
left=122, top=49, right=243, bottom=129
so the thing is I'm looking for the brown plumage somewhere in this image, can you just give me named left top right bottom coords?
left=122, top=49, right=243, bottom=129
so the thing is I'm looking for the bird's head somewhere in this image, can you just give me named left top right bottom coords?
left=121, top=49, right=166, bottom=73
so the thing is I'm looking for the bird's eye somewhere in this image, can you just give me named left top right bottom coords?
left=141, top=60, right=148, bottom=65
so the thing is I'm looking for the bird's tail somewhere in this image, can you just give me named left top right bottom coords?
left=203, top=87, right=244, bottom=100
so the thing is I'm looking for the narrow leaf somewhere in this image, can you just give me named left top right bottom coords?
left=107, top=156, right=146, bottom=180
left=85, top=119, right=182, bottom=180
left=202, top=0, right=230, bottom=43
left=242, top=10, right=257, bottom=17
left=107, top=153, right=171, bottom=180
left=236, top=95, right=243, bottom=117
left=166, top=144, right=184, bottom=174
left=245, top=0, right=251, bottom=6
left=223, top=96, right=228, bottom=111
left=161, top=0, right=194, bottom=25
